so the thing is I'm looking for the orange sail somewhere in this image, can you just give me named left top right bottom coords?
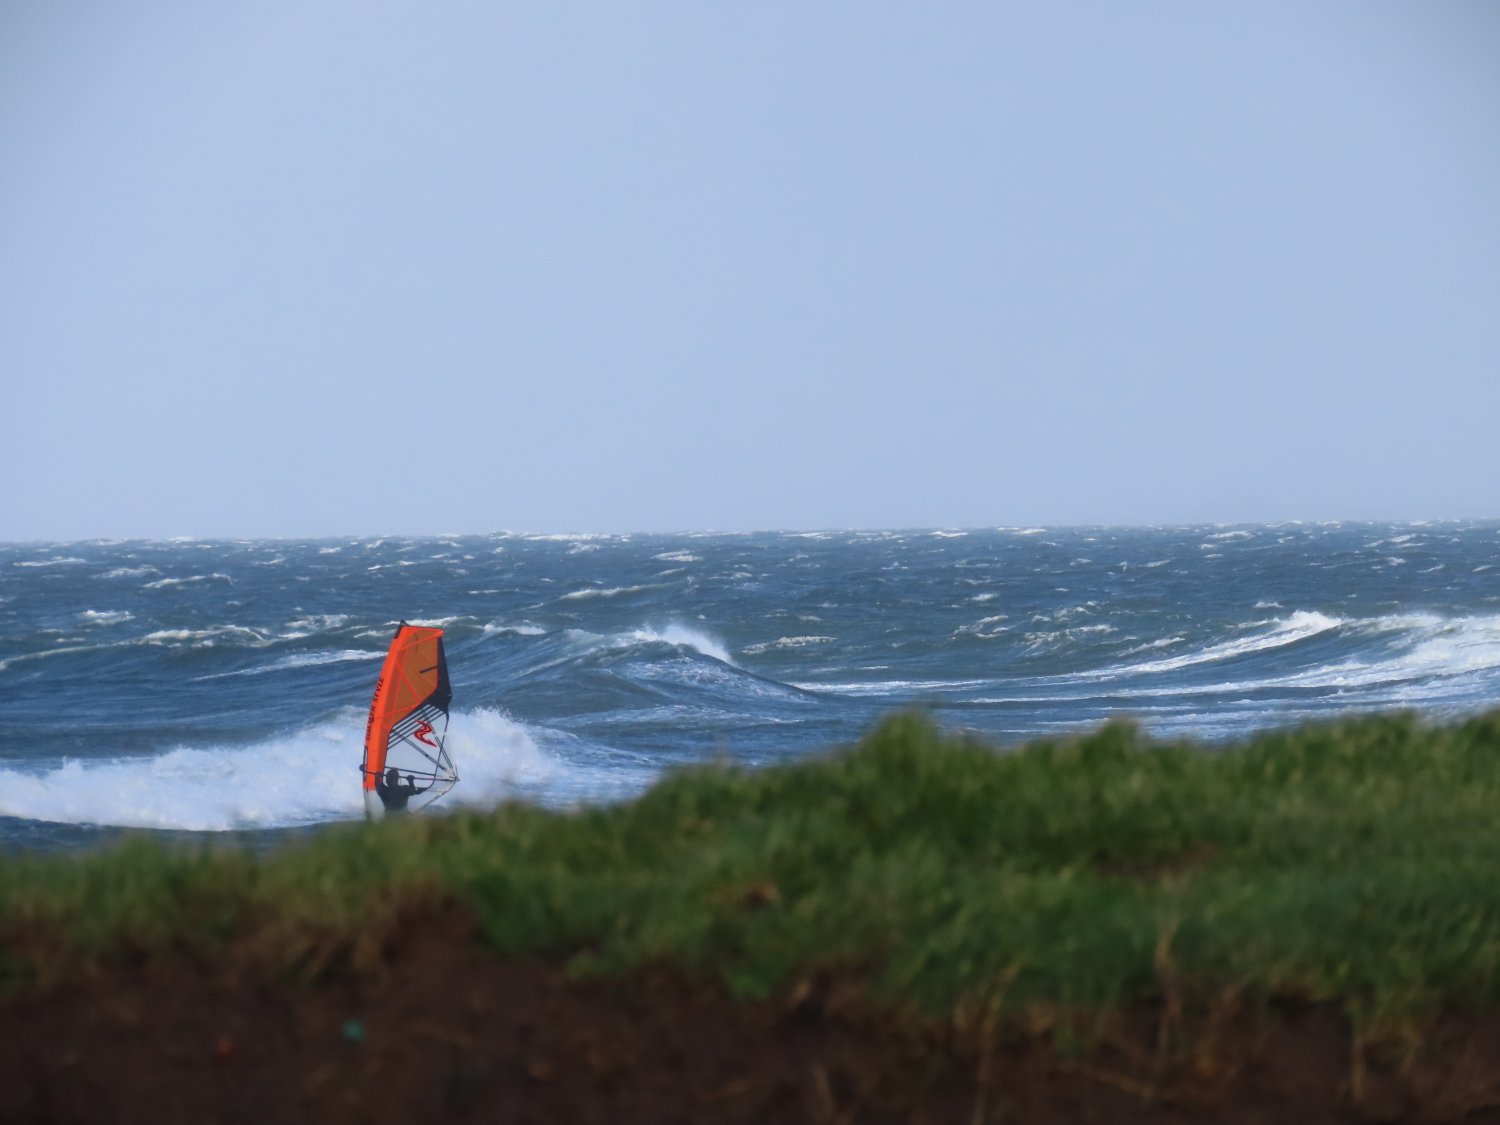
left=361, top=623, right=457, bottom=820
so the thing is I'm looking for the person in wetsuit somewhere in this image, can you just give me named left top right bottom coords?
left=375, top=766, right=430, bottom=813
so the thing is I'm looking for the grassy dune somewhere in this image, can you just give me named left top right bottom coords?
left=5, top=710, right=1500, bottom=1034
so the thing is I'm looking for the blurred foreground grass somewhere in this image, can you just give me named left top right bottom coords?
left=6, top=710, right=1500, bottom=1030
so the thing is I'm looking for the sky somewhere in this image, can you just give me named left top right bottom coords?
left=2, top=2, right=1498, bottom=541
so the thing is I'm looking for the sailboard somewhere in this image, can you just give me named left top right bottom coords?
left=361, top=622, right=458, bottom=820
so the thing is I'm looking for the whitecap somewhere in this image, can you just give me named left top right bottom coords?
left=287, top=614, right=349, bottom=632
left=790, top=678, right=990, bottom=697
left=0, top=709, right=562, bottom=830
left=0, top=642, right=129, bottom=673
left=569, top=623, right=735, bottom=665
left=97, top=566, right=159, bottom=579
left=1118, top=635, right=1187, bottom=655
left=79, top=610, right=133, bottom=626
left=484, top=622, right=547, bottom=637
left=742, top=635, right=836, bottom=655
left=141, top=625, right=268, bottom=646
left=630, top=624, right=734, bottom=664
left=1023, top=624, right=1117, bottom=647
left=143, top=573, right=232, bottom=589
left=560, top=585, right=652, bottom=601
left=1088, top=610, right=1345, bottom=677
left=955, top=616, right=1010, bottom=639
left=195, top=650, right=382, bottom=679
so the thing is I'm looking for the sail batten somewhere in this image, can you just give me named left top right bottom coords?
left=361, top=623, right=458, bottom=820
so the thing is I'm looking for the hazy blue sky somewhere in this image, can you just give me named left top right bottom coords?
left=3, top=2, right=1497, bottom=540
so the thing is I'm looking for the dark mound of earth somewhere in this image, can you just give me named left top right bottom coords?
left=6, top=907, right=1500, bottom=1124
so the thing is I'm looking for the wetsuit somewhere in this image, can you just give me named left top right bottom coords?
left=376, top=776, right=420, bottom=812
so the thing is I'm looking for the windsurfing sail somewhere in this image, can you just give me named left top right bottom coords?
left=361, top=622, right=458, bottom=820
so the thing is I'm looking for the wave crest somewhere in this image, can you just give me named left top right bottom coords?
left=0, top=709, right=560, bottom=831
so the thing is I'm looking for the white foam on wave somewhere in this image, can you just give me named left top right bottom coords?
left=194, top=650, right=383, bottom=680
left=955, top=616, right=1010, bottom=639
left=1057, top=612, right=1500, bottom=704
left=97, top=566, right=159, bottom=579
left=559, top=584, right=655, bottom=601
left=1096, top=610, right=1345, bottom=677
left=790, top=677, right=991, bottom=697
left=79, top=610, right=134, bottom=626
left=565, top=622, right=735, bottom=665
left=144, top=573, right=233, bottom=589
left=483, top=622, right=547, bottom=637
left=1118, top=635, right=1187, bottom=656
left=1024, top=624, right=1117, bottom=649
left=15, top=557, right=87, bottom=568
left=0, top=641, right=132, bottom=674
left=742, top=635, right=835, bottom=655
left=287, top=614, right=349, bottom=632
left=631, top=624, right=734, bottom=664
left=0, top=709, right=563, bottom=830
left=1274, top=613, right=1500, bottom=692
left=142, top=626, right=269, bottom=647
left=1032, top=602, right=1101, bottom=624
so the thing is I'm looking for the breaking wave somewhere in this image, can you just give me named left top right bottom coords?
left=0, top=710, right=567, bottom=831
left=1092, top=611, right=1346, bottom=677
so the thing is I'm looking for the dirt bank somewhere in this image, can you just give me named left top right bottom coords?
left=5, top=906, right=1500, bottom=1124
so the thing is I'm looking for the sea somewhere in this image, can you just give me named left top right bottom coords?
left=2, top=523, right=1498, bottom=854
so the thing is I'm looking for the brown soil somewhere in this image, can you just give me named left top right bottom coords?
left=5, top=906, right=1500, bottom=1124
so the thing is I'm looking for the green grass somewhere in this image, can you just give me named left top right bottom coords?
left=6, top=710, right=1500, bottom=1030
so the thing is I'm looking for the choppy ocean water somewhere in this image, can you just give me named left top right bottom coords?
left=2, top=523, right=1498, bottom=853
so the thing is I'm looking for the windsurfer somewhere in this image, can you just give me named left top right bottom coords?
left=375, top=766, right=429, bottom=813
